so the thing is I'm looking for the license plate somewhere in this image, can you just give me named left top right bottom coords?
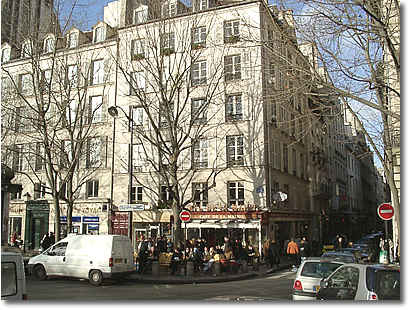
left=114, top=258, right=123, bottom=263
left=313, top=285, right=320, bottom=292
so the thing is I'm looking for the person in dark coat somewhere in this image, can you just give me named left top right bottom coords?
left=299, top=237, right=310, bottom=259
left=49, top=232, right=55, bottom=245
left=268, top=239, right=281, bottom=269
left=170, top=248, right=181, bottom=275
left=41, top=233, right=52, bottom=251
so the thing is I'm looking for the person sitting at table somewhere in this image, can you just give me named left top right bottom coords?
left=170, top=248, right=181, bottom=275
left=203, top=247, right=216, bottom=272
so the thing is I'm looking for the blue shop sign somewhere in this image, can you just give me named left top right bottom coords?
left=60, top=216, right=81, bottom=223
left=83, top=216, right=99, bottom=223
left=88, top=224, right=99, bottom=230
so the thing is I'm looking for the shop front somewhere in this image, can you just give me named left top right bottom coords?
left=60, top=216, right=100, bottom=237
left=24, top=200, right=50, bottom=250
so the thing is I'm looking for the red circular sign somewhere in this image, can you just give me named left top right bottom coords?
left=377, top=203, right=394, bottom=220
left=179, top=210, right=191, bottom=222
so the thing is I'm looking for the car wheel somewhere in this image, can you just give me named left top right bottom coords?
left=33, top=265, right=47, bottom=280
left=89, top=270, right=103, bottom=286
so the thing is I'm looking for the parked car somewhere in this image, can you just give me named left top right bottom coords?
left=292, top=257, right=346, bottom=300
left=338, top=248, right=370, bottom=262
left=28, top=234, right=134, bottom=286
left=321, top=251, right=358, bottom=263
left=317, top=263, right=400, bottom=300
left=1, top=251, right=27, bottom=300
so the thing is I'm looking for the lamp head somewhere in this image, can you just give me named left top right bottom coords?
left=108, top=106, right=119, bottom=118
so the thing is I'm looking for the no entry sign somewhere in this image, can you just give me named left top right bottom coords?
left=179, top=210, right=191, bottom=222
left=377, top=203, right=394, bottom=221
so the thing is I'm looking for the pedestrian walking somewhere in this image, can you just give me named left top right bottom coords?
left=286, top=238, right=299, bottom=267
left=268, top=239, right=280, bottom=270
left=40, top=233, right=52, bottom=251
left=49, top=232, right=55, bottom=245
left=299, top=237, right=310, bottom=259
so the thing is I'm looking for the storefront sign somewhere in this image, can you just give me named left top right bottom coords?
left=88, top=224, right=99, bottom=230
left=26, top=200, right=49, bottom=211
left=190, top=211, right=260, bottom=220
left=83, top=216, right=99, bottom=223
left=60, top=216, right=81, bottom=223
left=117, top=204, right=146, bottom=211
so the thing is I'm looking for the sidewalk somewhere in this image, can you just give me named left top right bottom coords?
left=128, top=255, right=294, bottom=284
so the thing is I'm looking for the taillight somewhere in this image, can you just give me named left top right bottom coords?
left=293, top=280, right=303, bottom=290
left=109, top=257, right=113, bottom=267
left=22, top=294, right=28, bottom=300
left=369, top=292, right=378, bottom=300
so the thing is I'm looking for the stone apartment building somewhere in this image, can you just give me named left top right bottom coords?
left=2, top=0, right=364, bottom=252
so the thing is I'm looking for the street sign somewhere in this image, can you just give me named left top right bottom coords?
left=179, top=210, right=191, bottom=222
left=377, top=203, right=394, bottom=220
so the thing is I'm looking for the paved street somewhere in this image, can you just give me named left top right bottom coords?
left=25, top=270, right=295, bottom=301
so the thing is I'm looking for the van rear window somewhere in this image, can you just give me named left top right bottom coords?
left=1, top=262, right=17, bottom=297
left=301, top=262, right=342, bottom=278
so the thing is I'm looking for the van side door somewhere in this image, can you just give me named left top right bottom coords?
left=46, top=242, right=68, bottom=276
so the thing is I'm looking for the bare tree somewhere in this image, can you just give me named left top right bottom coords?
left=1, top=0, right=114, bottom=242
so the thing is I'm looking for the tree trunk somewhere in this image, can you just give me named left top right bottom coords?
left=172, top=205, right=183, bottom=249
left=52, top=196, right=61, bottom=242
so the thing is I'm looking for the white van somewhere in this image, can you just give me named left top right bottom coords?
left=1, top=251, right=27, bottom=300
left=27, top=234, right=134, bottom=286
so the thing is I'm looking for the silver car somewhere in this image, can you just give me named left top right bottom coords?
left=292, top=257, right=345, bottom=300
left=317, top=263, right=400, bottom=300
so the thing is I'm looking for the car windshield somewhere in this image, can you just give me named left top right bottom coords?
left=375, top=270, right=400, bottom=300
left=301, top=262, right=342, bottom=279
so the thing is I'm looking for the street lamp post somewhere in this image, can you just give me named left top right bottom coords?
left=108, top=105, right=134, bottom=239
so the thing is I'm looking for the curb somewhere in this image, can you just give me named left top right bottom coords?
left=127, top=263, right=293, bottom=284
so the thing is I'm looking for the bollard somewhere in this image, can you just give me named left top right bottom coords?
left=152, top=261, right=160, bottom=276
left=241, top=261, right=248, bottom=273
left=186, top=261, right=194, bottom=276
left=214, top=262, right=221, bottom=275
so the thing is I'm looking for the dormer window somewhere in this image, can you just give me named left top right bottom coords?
left=21, top=42, right=31, bottom=58
left=68, top=32, right=78, bottom=48
left=194, top=0, right=209, bottom=11
left=162, top=2, right=177, bottom=17
left=133, top=6, right=148, bottom=24
left=2, top=47, right=11, bottom=62
left=44, top=37, right=55, bottom=53
left=94, top=26, right=105, bottom=43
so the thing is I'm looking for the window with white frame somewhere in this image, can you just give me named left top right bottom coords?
left=86, top=137, right=102, bottom=168
left=34, top=182, right=47, bottom=199
left=43, top=69, right=52, bottom=87
left=192, top=182, right=208, bottom=208
left=226, top=135, right=244, bottom=167
left=86, top=179, right=99, bottom=198
left=2, top=47, right=10, bottom=62
left=12, top=145, right=25, bottom=171
left=129, top=71, right=145, bottom=94
left=161, top=33, right=175, bottom=54
left=162, top=2, right=177, bottom=17
left=68, top=32, right=78, bottom=48
left=191, top=98, right=207, bottom=124
left=67, top=64, right=78, bottom=88
left=132, top=143, right=145, bottom=171
left=131, top=39, right=145, bottom=60
left=191, top=60, right=207, bottom=86
left=94, top=26, right=105, bottom=43
left=226, top=94, right=242, bottom=121
left=89, top=95, right=103, bottom=123
left=65, top=99, right=78, bottom=125
left=192, top=139, right=208, bottom=168
left=35, top=142, right=45, bottom=171
left=130, top=106, right=144, bottom=127
left=130, top=186, right=143, bottom=203
left=62, top=140, right=73, bottom=167
left=160, top=185, right=173, bottom=204
left=224, top=20, right=240, bottom=43
left=19, top=73, right=32, bottom=94
left=44, top=37, right=54, bottom=53
left=192, top=26, right=206, bottom=48
left=224, top=55, right=241, bottom=81
left=21, top=42, right=31, bottom=58
left=91, top=59, right=104, bottom=85
left=133, top=6, right=148, bottom=24
left=228, top=181, right=244, bottom=206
